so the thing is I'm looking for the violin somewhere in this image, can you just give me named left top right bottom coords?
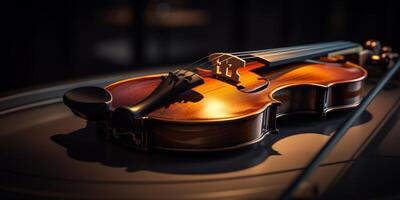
left=64, top=41, right=389, bottom=152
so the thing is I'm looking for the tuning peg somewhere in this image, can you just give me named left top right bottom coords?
left=363, top=40, right=399, bottom=70
left=381, top=46, right=392, bottom=53
left=364, top=39, right=381, bottom=54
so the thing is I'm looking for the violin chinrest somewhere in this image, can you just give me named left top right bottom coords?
left=63, top=86, right=112, bottom=120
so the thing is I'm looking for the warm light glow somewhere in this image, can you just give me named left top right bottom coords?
left=371, top=55, right=380, bottom=60
left=201, top=98, right=230, bottom=118
left=130, top=107, right=140, bottom=112
left=371, top=41, right=376, bottom=47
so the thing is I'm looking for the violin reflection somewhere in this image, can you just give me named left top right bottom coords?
left=51, top=110, right=372, bottom=174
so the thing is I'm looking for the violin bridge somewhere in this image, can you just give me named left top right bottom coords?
left=208, top=53, right=246, bottom=82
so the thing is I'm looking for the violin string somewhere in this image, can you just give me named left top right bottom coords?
left=235, top=42, right=357, bottom=63
left=222, top=42, right=351, bottom=65
left=240, top=41, right=353, bottom=60
left=187, top=41, right=344, bottom=68
left=243, top=41, right=349, bottom=57
left=230, top=41, right=343, bottom=56
left=184, top=41, right=345, bottom=69
left=211, top=42, right=350, bottom=67
left=235, top=42, right=352, bottom=60
left=191, top=41, right=350, bottom=69
left=210, top=41, right=352, bottom=69
left=184, top=41, right=352, bottom=71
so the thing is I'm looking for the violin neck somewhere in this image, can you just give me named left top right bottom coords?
left=249, top=41, right=362, bottom=67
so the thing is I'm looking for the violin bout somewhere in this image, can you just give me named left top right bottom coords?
left=63, top=41, right=374, bottom=152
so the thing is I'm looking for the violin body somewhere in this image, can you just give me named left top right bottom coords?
left=63, top=41, right=368, bottom=151
left=105, top=59, right=366, bottom=151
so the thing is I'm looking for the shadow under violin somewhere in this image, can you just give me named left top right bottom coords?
left=51, top=109, right=372, bottom=174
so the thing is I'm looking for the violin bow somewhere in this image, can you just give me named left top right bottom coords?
left=280, top=59, right=400, bottom=200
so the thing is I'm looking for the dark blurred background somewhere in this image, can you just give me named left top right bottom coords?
left=3, top=0, right=399, bottom=93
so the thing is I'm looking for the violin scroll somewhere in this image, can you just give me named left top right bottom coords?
left=363, top=39, right=399, bottom=70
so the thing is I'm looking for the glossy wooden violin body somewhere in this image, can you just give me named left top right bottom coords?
left=64, top=41, right=369, bottom=151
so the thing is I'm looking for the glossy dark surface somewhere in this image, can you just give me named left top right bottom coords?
left=0, top=75, right=398, bottom=199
